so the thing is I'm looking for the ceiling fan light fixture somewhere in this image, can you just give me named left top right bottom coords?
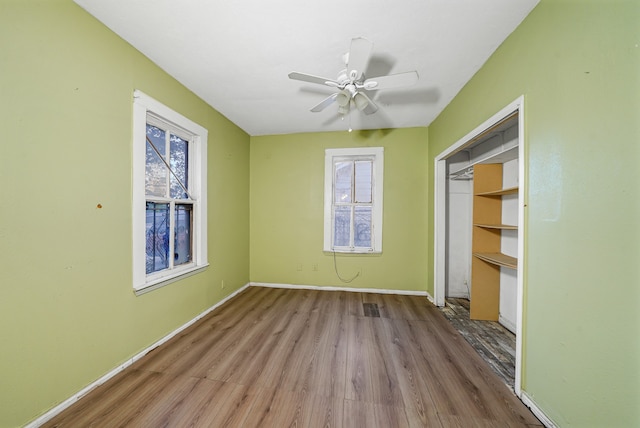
left=336, top=91, right=350, bottom=107
left=354, top=93, right=369, bottom=111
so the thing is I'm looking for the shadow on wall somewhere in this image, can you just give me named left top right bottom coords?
left=355, top=128, right=396, bottom=139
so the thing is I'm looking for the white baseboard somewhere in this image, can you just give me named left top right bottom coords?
left=250, top=281, right=430, bottom=297
left=446, top=290, right=470, bottom=299
left=498, top=315, right=517, bottom=334
left=25, top=283, right=251, bottom=428
left=521, top=391, right=557, bottom=428
left=424, top=291, right=435, bottom=304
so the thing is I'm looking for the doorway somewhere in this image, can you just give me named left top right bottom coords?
left=433, top=96, right=525, bottom=395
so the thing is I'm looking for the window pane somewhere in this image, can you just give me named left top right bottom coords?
left=334, top=161, right=353, bottom=203
left=146, top=202, right=170, bottom=273
left=354, top=206, right=372, bottom=248
left=334, top=206, right=351, bottom=247
left=354, top=161, right=372, bottom=203
left=146, top=124, right=167, bottom=197
left=170, top=134, right=189, bottom=199
left=174, top=204, right=192, bottom=266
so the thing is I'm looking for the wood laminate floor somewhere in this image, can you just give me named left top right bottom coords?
left=43, top=287, right=542, bottom=427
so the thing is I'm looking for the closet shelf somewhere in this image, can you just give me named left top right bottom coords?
left=475, top=186, right=518, bottom=196
left=474, top=223, right=518, bottom=230
left=473, top=252, right=517, bottom=269
left=449, top=145, right=518, bottom=180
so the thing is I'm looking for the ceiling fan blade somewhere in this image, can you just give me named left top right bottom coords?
left=363, top=71, right=419, bottom=90
left=347, top=37, right=373, bottom=81
left=288, top=72, right=339, bottom=87
left=310, top=93, right=339, bottom=112
left=356, top=92, right=378, bottom=115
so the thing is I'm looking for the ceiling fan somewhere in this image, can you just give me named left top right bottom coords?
left=288, top=37, right=419, bottom=116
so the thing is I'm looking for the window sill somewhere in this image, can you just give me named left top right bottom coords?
left=134, top=264, right=209, bottom=296
left=324, top=249, right=382, bottom=255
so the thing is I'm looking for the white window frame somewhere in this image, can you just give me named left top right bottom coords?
left=132, top=90, right=208, bottom=294
left=323, top=147, right=384, bottom=253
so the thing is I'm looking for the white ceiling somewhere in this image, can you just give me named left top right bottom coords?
left=74, top=0, right=539, bottom=136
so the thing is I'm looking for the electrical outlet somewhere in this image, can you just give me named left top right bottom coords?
left=296, top=263, right=303, bottom=271
left=312, top=264, right=318, bottom=271
left=221, top=280, right=225, bottom=289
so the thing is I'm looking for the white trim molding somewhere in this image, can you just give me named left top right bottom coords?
left=433, top=95, right=526, bottom=396
left=250, top=282, right=430, bottom=297
left=323, top=147, right=384, bottom=253
left=521, top=392, right=558, bottom=428
left=132, top=90, right=209, bottom=293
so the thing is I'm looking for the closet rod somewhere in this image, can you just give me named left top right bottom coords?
left=462, top=110, right=519, bottom=149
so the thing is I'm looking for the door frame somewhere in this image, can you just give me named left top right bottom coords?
left=433, top=95, right=526, bottom=396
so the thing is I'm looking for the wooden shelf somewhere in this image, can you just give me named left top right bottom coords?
left=475, top=186, right=518, bottom=196
left=470, top=163, right=519, bottom=322
left=474, top=223, right=518, bottom=230
left=473, top=252, right=517, bottom=269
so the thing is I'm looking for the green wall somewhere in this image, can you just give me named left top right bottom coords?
left=428, top=0, right=639, bottom=426
left=3, top=0, right=639, bottom=427
left=250, top=128, right=429, bottom=291
left=0, top=1, right=250, bottom=426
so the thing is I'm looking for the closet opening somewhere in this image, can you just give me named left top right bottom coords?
left=433, top=97, right=525, bottom=394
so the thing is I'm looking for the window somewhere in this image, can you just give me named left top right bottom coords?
left=132, top=90, right=208, bottom=294
left=324, top=147, right=383, bottom=253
